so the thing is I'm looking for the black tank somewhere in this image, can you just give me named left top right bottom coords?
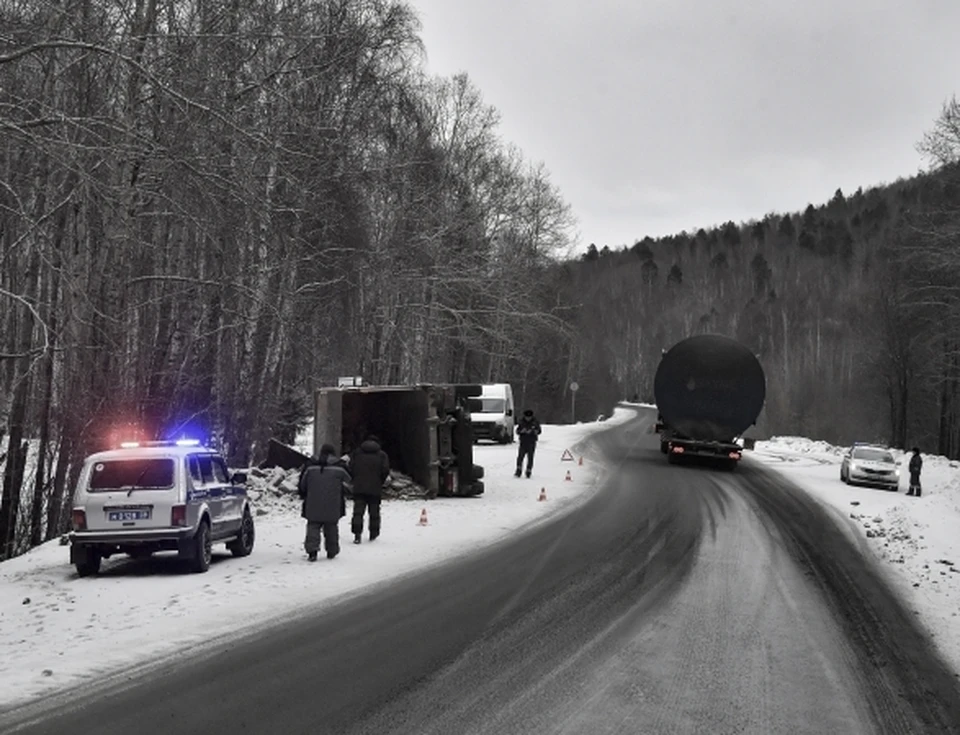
left=654, top=334, right=766, bottom=441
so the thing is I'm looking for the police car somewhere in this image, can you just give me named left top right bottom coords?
left=839, top=442, right=900, bottom=491
left=68, top=439, right=255, bottom=576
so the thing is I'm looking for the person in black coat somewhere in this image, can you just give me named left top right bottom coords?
left=349, top=434, right=390, bottom=544
left=297, top=443, right=351, bottom=561
left=514, top=409, right=542, bottom=478
left=907, top=447, right=923, bottom=497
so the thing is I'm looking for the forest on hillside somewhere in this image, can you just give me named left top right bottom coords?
left=1, top=0, right=959, bottom=559
left=569, top=102, right=960, bottom=458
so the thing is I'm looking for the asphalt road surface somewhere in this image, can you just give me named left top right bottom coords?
left=5, top=407, right=960, bottom=734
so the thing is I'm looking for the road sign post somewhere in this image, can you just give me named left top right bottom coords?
left=570, top=381, right=579, bottom=424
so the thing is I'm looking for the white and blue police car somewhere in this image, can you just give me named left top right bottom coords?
left=68, top=439, right=255, bottom=576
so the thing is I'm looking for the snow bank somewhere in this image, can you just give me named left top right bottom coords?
left=0, top=409, right=633, bottom=710
left=752, top=436, right=960, bottom=674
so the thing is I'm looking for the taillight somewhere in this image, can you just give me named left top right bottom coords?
left=728, top=451, right=741, bottom=460
left=671, top=445, right=685, bottom=454
left=171, top=505, right=187, bottom=527
left=71, top=509, right=87, bottom=531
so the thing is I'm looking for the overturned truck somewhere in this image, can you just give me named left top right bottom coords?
left=313, top=383, right=485, bottom=498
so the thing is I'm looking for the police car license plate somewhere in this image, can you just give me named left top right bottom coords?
left=108, top=509, right=151, bottom=521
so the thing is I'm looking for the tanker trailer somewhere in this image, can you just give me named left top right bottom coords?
left=653, top=334, right=766, bottom=470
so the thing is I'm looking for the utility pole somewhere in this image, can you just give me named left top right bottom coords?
left=570, top=381, right=579, bottom=424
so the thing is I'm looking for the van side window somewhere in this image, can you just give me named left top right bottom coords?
left=188, top=456, right=203, bottom=484
left=197, top=455, right=215, bottom=485
left=212, top=458, right=229, bottom=483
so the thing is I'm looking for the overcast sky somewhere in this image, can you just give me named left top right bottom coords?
left=408, top=0, right=960, bottom=252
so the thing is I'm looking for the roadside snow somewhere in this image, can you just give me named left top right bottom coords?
left=751, top=437, right=960, bottom=674
left=0, top=409, right=631, bottom=710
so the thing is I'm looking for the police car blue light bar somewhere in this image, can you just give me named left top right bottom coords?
left=175, top=439, right=201, bottom=446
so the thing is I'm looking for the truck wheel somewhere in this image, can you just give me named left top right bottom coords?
left=187, top=520, right=212, bottom=573
left=472, top=464, right=484, bottom=480
left=227, top=509, right=256, bottom=557
left=75, top=548, right=102, bottom=577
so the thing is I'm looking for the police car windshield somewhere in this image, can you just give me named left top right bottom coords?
left=89, top=459, right=175, bottom=491
left=852, top=447, right=894, bottom=462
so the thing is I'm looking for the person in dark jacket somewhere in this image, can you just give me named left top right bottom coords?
left=349, top=434, right=390, bottom=544
left=907, top=447, right=923, bottom=497
left=297, top=443, right=351, bottom=561
left=514, top=409, right=542, bottom=478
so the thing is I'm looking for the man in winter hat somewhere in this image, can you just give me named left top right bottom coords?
left=297, top=443, right=351, bottom=561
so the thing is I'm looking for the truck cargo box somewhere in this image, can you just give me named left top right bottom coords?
left=313, top=384, right=484, bottom=498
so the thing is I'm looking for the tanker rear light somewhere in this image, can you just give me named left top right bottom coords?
left=671, top=445, right=684, bottom=454
left=728, top=451, right=741, bottom=460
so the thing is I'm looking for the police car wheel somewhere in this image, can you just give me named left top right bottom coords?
left=188, top=520, right=212, bottom=573
left=228, top=510, right=255, bottom=557
left=75, top=549, right=101, bottom=577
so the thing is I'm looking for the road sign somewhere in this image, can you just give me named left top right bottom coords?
left=570, top=381, right=579, bottom=392
left=561, top=449, right=575, bottom=462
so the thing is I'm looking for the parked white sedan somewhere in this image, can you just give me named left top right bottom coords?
left=840, top=444, right=900, bottom=491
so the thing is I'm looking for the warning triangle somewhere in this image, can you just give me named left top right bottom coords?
left=561, top=449, right=575, bottom=462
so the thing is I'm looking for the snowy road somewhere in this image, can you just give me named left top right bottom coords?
left=4, top=409, right=960, bottom=734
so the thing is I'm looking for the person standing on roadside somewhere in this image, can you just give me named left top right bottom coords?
left=907, top=446, right=923, bottom=497
left=514, top=409, right=542, bottom=479
left=350, top=434, right=390, bottom=544
left=297, top=443, right=351, bottom=561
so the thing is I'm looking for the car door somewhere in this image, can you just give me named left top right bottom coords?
left=212, top=455, right=241, bottom=532
left=192, top=454, right=224, bottom=532
left=83, top=455, right=179, bottom=531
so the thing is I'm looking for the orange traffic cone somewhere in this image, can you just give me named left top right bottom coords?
left=564, top=470, right=572, bottom=482
left=578, top=456, right=584, bottom=466
left=418, top=508, right=429, bottom=526
left=538, top=487, right=547, bottom=502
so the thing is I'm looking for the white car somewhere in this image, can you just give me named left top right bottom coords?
left=68, top=440, right=255, bottom=576
left=840, top=444, right=900, bottom=491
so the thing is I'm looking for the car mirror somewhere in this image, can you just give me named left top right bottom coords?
left=231, top=472, right=247, bottom=485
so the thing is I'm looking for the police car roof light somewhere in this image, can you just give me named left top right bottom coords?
left=118, top=439, right=205, bottom=449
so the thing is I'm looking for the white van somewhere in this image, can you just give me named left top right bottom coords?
left=471, top=383, right=516, bottom=444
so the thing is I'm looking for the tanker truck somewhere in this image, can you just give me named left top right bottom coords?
left=653, top=334, right=766, bottom=470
